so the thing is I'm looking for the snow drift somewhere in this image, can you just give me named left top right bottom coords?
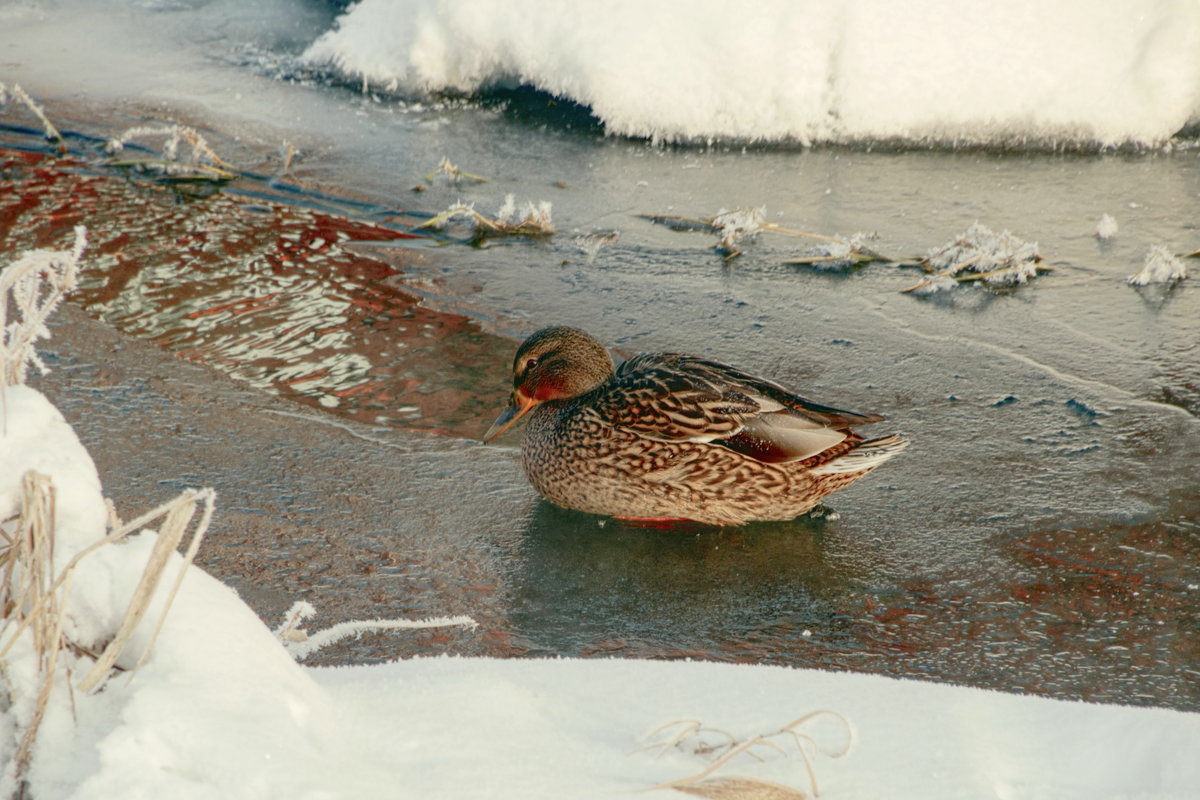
left=303, top=0, right=1200, bottom=147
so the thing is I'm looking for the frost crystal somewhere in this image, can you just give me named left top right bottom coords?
left=906, top=222, right=1044, bottom=293
left=1094, top=213, right=1118, bottom=240
left=1127, top=245, right=1188, bottom=286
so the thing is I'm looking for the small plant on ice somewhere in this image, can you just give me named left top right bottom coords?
left=640, top=207, right=887, bottom=265
left=902, top=222, right=1048, bottom=294
left=711, top=207, right=767, bottom=258
left=637, top=711, right=852, bottom=798
left=104, top=124, right=237, bottom=187
left=1094, top=213, right=1118, bottom=240
left=417, top=195, right=555, bottom=239
left=787, top=232, right=888, bottom=270
left=575, top=230, right=621, bottom=263
left=422, top=156, right=487, bottom=185
left=1127, top=245, right=1188, bottom=286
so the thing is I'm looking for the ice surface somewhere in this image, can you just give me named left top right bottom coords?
left=303, top=0, right=1200, bottom=147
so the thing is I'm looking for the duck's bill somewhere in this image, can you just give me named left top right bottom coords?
left=482, top=394, right=536, bottom=443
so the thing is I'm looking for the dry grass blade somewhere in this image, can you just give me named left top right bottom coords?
left=1, top=472, right=62, bottom=784
left=640, top=710, right=851, bottom=798
left=672, top=776, right=808, bottom=800
left=1186, top=247, right=1199, bottom=258
left=76, top=488, right=216, bottom=693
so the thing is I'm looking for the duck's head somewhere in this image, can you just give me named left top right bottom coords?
left=482, top=326, right=615, bottom=442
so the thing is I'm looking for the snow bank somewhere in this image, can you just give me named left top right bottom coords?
left=4, top=380, right=1200, bottom=799
left=303, top=0, right=1200, bottom=147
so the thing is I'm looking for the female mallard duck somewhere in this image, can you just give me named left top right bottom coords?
left=484, top=326, right=907, bottom=526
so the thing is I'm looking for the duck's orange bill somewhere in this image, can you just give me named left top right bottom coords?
left=482, top=392, right=537, bottom=443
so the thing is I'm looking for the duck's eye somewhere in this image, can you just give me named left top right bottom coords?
left=522, top=356, right=540, bottom=372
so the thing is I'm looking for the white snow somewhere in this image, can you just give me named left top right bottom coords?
left=1128, top=245, right=1190, bottom=285
left=302, top=0, right=1200, bottom=147
left=4, top=383, right=1200, bottom=798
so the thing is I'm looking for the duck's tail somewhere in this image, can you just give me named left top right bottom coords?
left=810, top=433, right=909, bottom=475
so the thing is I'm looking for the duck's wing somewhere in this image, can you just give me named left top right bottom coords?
left=588, top=353, right=885, bottom=463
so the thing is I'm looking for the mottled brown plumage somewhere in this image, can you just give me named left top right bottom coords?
left=483, top=326, right=908, bottom=526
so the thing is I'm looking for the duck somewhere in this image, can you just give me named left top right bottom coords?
left=483, top=326, right=908, bottom=526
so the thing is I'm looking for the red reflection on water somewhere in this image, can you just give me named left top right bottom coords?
left=0, top=147, right=512, bottom=438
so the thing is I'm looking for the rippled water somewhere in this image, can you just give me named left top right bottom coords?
left=3, top=23, right=1198, bottom=711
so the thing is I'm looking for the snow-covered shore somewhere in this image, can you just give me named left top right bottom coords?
left=304, top=0, right=1200, bottom=147
left=3, top=283, right=1198, bottom=798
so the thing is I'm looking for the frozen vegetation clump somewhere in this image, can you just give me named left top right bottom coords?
left=789, top=232, right=887, bottom=269
left=640, top=207, right=886, bottom=264
left=0, top=226, right=85, bottom=385
left=903, top=222, right=1047, bottom=294
left=417, top=196, right=555, bottom=238
left=1094, top=213, right=1119, bottom=240
left=711, top=206, right=767, bottom=257
left=1127, top=245, right=1189, bottom=286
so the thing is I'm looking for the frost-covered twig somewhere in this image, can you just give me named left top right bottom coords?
left=1127, top=245, right=1188, bottom=286
left=104, top=125, right=238, bottom=190
left=786, top=234, right=888, bottom=269
left=275, top=600, right=477, bottom=660
left=0, top=83, right=65, bottom=153
left=0, top=226, right=86, bottom=389
left=105, top=124, right=231, bottom=168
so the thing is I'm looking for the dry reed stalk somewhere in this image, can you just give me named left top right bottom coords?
left=1, top=472, right=216, bottom=788
left=76, top=488, right=215, bottom=692
left=0, top=84, right=66, bottom=154
left=641, top=711, right=852, bottom=799
left=0, top=472, right=61, bottom=784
